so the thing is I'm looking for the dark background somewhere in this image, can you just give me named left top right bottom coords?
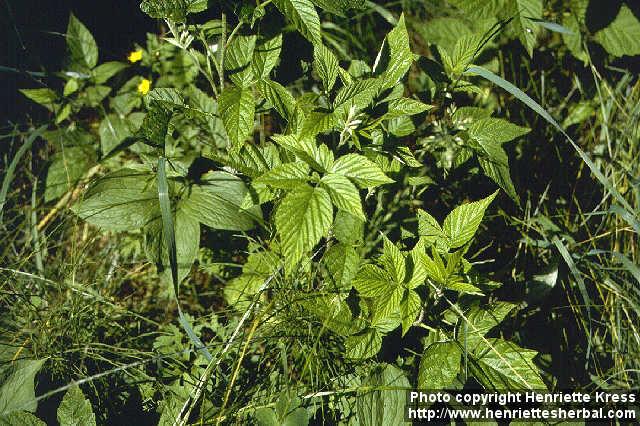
left=1, top=0, right=157, bottom=124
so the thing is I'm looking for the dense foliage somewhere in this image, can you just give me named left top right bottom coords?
left=2, top=0, right=639, bottom=424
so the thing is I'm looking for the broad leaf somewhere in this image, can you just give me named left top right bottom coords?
left=66, top=14, right=98, bottom=69
left=346, top=329, right=382, bottom=359
left=313, top=44, right=339, bottom=92
left=399, top=289, right=421, bottom=335
left=594, top=5, right=640, bottom=58
left=417, top=209, right=445, bottom=247
left=324, top=243, right=360, bottom=290
left=418, top=342, right=461, bottom=389
left=442, top=191, right=498, bottom=249
left=256, top=162, right=309, bottom=189
left=330, top=154, right=393, bottom=188
left=467, top=118, right=530, bottom=145
left=252, top=35, right=283, bottom=80
left=380, top=235, right=405, bottom=284
left=0, top=359, right=45, bottom=415
left=460, top=302, right=516, bottom=350
left=74, top=169, right=159, bottom=231
left=225, top=35, right=257, bottom=87
left=320, top=173, right=365, bottom=219
left=356, top=364, right=409, bottom=426
left=0, top=412, right=46, bottom=426
left=181, top=171, right=262, bottom=231
left=384, top=97, right=432, bottom=119
left=275, top=184, right=333, bottom=270
left=92, top=61, right=127, bottom=84
left=19, top=89, right=57, bottom=110
left=140, top=0, right=205, bottom=21
left=333, top=210, right=364, bottom=244
left=145, top=208, right=200, bottom=283
left=99, top=114, right=131, bottom=155
left=473, top=338, right=546, bottom=389
left=219, top=86, right=255, bottom=148
left=374, top=14, right=413, bottom=90
left=258, top=80, right=296, bottom=122
left=45, top=146, right=95, bottom=202
left=57, top=386, right=96, bottom=426
left=273, top=0, right=322, bottom=45
left=508, top=0, right=543, bottom=57
left=353, top=264, right=392, bottom=299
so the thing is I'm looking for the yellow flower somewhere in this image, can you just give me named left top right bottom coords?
left=128, top=49, right=143, bottom=63
left=137, top=78, right=151, bottom=95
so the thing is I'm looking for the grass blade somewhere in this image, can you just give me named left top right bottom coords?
left=552, top=236, right=592, bottom=364
left=157, top=156, right=212, bottom=361
left=0, top=125, right=47, bottom=225
left=465, top=65, right=636, bottom=218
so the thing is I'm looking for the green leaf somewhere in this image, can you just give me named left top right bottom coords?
left=467, top=118, right=530, bottom=145
left=81, top=85, right=111, bottom=107
left=219, top=86, right=255, bottom=148
left=145, top=208, right=200, bottom=283
left=181, top=171, right=262, bottom=231
left=312, top=0, right=365, bottom=16
left=258, top=80, right=296, bottom=121
left=333, top=210, right=364, bottom=244
left=254, top=407, right=279, bottom=426
left=320, top=173, right=364, bottom=219
left=356, top=364, right=409, bottom=426
left=225, top=35, right=257, bottom=88
left=479, top=157, right=519, bottom=204
left=418, top=342, right=461, bottom=389
left=346, top=329, right=382, bottom=359
left=373, top=14, right=413, bottom=90
left=446, top=35, right=484, bottom=75
left=74, top=169, right=159, bottom=231
left=19, top=89, right=57, bottom=110
left=45, top=146, right=95, bottom=202
left=384, top=97, right=432, bottom=119
left=92, top=61, right=127, bottom=84
left=448, top=0, right=502, bottom=20
left=275, top=184, right=333, bottom=270
left=57, top=386, right=96, bottom=426
left=140, top=0, right=204, bottom=21
left=380, top=235, right=405, bottom=284
left=406, top=240, right=428, bottom=288
left=330, top=154, right=393, bottom=188
left=473, top=338, right=546, bottom=390
left=138, top=101, right=173, bottom=147
left=63, top=79, right=79, bottom=97
left=353, top=264, right=393, bottom=298
left=594, top=5, right=640, bottom=58
left=302, top=296, right=365, bottom=336
left=400, top=289, right=421, bottom=335
left=67, top=13, right=98, bottom=69
left=99, top=114, right=131, bottom=155
left=273, top=0, right=322, bottom=45
left=282, top=408, right=309, bottom=426
left=324, top=243, right=360, bottom=290
left=460, top=302, right=516, bottom=350
left=371, top=285, right=403, bottom=326
left=508, top=0, right=543, bottom=57
left=0, top=359, right=45, bottom=415
left=256, top=162, right=309, bottom=189
left=417, top=209, right=445, bottom=247
left=313, top=44, right=339, bottom=92
left=0, top=412, right=46, bottom=426
left=333, top=78, right=380, bottom=114
left=442, top=190, right=498, bottom=249
left=252, top=35, right=282, bottom=80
